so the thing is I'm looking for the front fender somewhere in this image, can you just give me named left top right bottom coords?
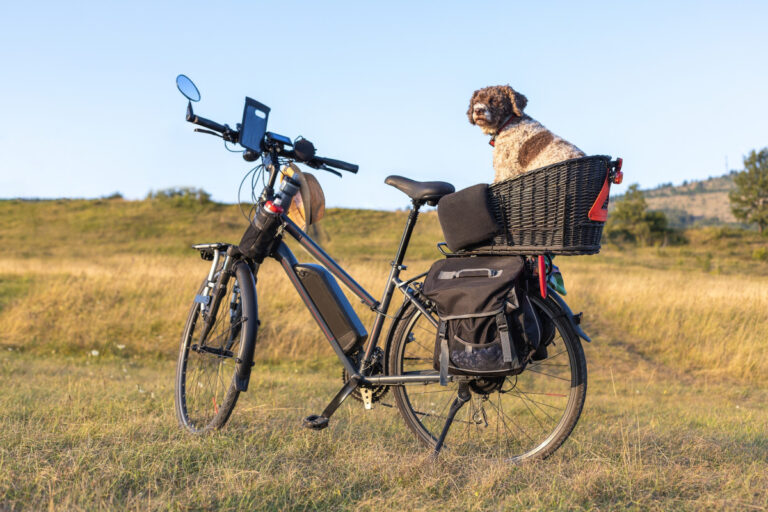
left=234, top=261, right=260, bottom=391
left=546, top=287, right=591, bottom=342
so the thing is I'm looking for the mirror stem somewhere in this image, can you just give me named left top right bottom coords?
left=186, top=101, right=194, bottom=122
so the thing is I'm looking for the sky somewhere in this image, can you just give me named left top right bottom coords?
left=1, top=1, right=766, bottom=209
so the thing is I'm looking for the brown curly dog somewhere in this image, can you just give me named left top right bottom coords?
left=468, top=85, right=585, bottom=183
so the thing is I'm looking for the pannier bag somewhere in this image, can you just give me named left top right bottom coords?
left=421, top=256, right=542, bottom=385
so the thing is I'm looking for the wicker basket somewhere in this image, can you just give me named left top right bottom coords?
left=476, top=155, right=613, bottom=256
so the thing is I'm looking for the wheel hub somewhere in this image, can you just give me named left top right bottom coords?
left=469, top=376, right=505, bottom=394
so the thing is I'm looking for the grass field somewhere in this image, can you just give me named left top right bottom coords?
left=1, top=198, right=767, bottom=510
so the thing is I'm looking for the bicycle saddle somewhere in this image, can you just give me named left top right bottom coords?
left=385, top=175, right=455, bottom=205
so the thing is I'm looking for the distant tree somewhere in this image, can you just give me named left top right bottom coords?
left=605, top=184, right=673, bottom=245
left=147, top=187, right=212, bottom=206
left=729, top=148, right=768, bottom=234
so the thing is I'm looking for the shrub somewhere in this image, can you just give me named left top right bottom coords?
left=605, top=184, right=682, bottom=246
left=752, top=247, right=768, bottom=261
left=146, top=187, right=212, bottom=207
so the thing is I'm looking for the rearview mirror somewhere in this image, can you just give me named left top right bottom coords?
left=176, top=74, right=200, bottom=102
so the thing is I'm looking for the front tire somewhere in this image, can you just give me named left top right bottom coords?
left=175, top=261, right=258, bottom=433
left=388, top=293, right=587, bottom=462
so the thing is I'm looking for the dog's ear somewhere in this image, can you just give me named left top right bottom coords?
left=504, top=85, right=527, bottom=117
left=467, top=89, right=481, bottom=125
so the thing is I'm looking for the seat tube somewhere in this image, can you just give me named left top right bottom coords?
left=358, top=201, right=422, bottom=372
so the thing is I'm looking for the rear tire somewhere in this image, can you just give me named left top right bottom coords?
left=388, top=292, right=587, bottom=462
left=175, top=261, right=258, bottom=433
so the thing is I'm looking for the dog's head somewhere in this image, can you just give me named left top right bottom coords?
left=467, top=85, right=528, bottom=135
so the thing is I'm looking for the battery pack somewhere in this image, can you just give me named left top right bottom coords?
left=294, top=263, right=368, bottom=354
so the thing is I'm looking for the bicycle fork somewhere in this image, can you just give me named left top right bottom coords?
left=196, top=248, right=236, bottom=346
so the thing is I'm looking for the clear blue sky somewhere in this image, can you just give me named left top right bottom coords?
left=1, top=1, right=766, bottom=209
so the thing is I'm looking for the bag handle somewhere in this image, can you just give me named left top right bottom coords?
left=437, top=268, right=503, bottom=280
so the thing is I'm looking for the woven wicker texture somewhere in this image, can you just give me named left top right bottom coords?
left=477, top=155, right=611, bottom=255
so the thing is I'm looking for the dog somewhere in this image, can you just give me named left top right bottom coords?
left=467, top=85, right=585, bottom=183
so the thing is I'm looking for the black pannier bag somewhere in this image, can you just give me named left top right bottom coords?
left=421, top=256, right=542, bottom=385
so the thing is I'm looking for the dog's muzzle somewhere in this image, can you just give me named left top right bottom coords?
left=472, top=105, right=492, bottom=124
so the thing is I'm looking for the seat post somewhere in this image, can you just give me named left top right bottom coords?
left=356, top=200, right=422, bottom=373
left=393, top=200, right=422, bottom=268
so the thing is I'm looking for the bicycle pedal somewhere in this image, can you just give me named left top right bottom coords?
left=302, top=414, right=329, bottom=430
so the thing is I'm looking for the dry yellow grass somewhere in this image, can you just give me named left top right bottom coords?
left=0, top=252, right=431, bottom=360
left=559, top=259, right=768, bottom=382
left=2, top=248, right=765, bottom=383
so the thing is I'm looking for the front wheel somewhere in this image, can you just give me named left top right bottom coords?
left=174, top=260, right=258, bottom=433
left=388, top=293, right=587, bottom=462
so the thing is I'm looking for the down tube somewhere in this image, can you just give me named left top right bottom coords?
left=282, top=217, right=378, bottom=308
left=272, top=242, right=359, bottom=378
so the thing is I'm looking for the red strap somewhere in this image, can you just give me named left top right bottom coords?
left=538, top=256, right=547, bottom=299
left=588, top=166, right=611, bottom=222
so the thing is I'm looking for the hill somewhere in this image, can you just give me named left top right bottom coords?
left=614, top=172, right=739, bottom=228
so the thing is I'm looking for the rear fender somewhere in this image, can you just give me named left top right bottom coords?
left=546, top=287, right=591, bottom=342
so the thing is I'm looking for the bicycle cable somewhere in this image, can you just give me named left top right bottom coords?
left=223, top=139, right=245, bottom=153
left=237, top=164, right=265, bottom=223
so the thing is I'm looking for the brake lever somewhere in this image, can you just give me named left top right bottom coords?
left=319, top=165, right=342, bottom=177
left=194, top=128, right=223, bottom=138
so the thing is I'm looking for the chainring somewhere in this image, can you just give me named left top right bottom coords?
left=342, top=347, right=389, bottom=404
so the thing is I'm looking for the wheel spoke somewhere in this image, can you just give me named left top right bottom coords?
left=524, top=367, right=571, bottom=382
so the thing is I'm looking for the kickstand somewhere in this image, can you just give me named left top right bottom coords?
left=302, top=375, right=360, bottom=430
left=432, top=381, right=471, bottom=458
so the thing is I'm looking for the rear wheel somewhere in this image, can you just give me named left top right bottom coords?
left=175, top=261, right=258, bottom=433
left=388, top=293, right=587, bottom=462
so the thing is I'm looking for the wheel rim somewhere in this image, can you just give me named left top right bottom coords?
left=178, top=276, right=243, bottom=431
left=393, top=298, right=584, bottom=462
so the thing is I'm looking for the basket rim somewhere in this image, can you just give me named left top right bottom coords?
left=488, top=154, right=612, bottom=190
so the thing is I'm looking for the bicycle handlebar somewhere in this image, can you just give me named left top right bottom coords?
left=315, top=156, right=359, bottom=173
left=184, top=102, right=357, bottom=173
left=279, top=149, right=358, bottom=174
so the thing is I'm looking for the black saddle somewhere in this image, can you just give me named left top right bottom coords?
left=385, top=175, right=455, bottom=205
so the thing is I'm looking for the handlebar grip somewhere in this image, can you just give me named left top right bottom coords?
left=187, top=111, right=228, bottom=134
left=316, top=156, right=359, bottom=173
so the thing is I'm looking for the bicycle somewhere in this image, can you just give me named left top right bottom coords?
left=173, top=74, right=593, bottom=462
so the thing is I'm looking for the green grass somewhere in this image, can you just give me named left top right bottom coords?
left=1, top=335, right=766, bottom=510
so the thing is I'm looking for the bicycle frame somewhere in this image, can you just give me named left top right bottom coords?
left=275, top=207, right=443, bottom=387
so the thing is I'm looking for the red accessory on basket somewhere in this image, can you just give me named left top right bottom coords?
left=588, top=158, right=623, bottom=222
